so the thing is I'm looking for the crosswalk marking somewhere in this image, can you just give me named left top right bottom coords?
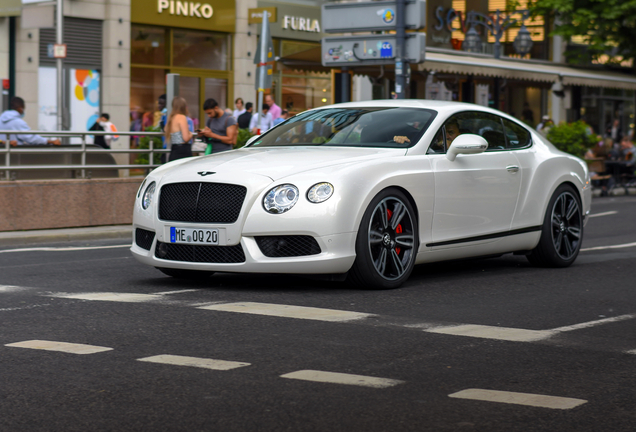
left=137, top=354, right=250, bottom=370
left=198, top=302, right=373, bottom=322
left=0, top=285, right=26, bottom=293
left=449, top=389, right=587, bottom=410
left=48, top=292, right=164, bottom=303
left=426, top=324, right=553, bottom=342
left=550, top=314, right=636, bottom=332
left=280, top=370, right=403, bottom=388
left=5, top=340, right=113, bottom=354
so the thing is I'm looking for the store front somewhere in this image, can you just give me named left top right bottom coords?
left=130, top=0, right=235, bottom=131
left=251, top=1, right=330, bottom=115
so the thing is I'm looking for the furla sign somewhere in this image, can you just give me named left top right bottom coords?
left=282, top=15, right=321, bottom=33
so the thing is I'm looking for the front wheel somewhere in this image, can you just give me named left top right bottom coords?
left=527, top=184, right=583, bottom=267
left=348, top=189, right=419, bottom=289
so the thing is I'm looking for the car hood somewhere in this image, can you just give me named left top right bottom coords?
left=161, top=146, right=405, bottom=181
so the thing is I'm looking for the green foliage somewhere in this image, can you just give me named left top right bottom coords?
left=527, top=0, right=636, bottom=64
left=545, top=120, right=600, bottom=157
left=135, top=126, right=163, bottom=165
left=236, top=128, right=253, bottom=148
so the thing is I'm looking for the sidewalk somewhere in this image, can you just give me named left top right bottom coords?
left=0, top=225, right=132, bottom=247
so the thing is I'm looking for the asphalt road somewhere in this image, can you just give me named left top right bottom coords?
left=1, top=196, right=636, bottom=432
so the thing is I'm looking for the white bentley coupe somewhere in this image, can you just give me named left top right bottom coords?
left=131, top=100, right=591, bottom=289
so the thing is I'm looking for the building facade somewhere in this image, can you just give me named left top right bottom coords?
left=1, top=0, right=635, bottom=171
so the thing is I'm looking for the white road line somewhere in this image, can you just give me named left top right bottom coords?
left=426, top=325, right=554, bottom=342
left=550, top=314, right=636, bottom=333
left=626, top=349, right=636, bottom=355
left=0, top=285, right=27, bottom=293
left=154, top=289, right=200, bottom=295
left=581, top=242, right=636, bottom=252
left=47, top=292, right=164, bottom=303
left=588, top=211, right=618, bottom=218
left=0, top=304, right=51, bottom=312
left=198, top=302, right=373, bottom=322
left=137, top=355, right=250, bottom=370
left=5, top=340, right=113, bottom=355
left=0, top=244, right=129, bottom=254
left=280, top=370, right=403, bottom=388
left=449, top=389, right=587, bottom=410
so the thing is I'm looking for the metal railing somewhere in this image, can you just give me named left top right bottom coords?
left=0, top=130, right=168, bottom=180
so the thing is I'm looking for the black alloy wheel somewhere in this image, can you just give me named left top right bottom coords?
left=527, top=184, right=583, bottom=267
left=349, top=189, right=418, bottom=289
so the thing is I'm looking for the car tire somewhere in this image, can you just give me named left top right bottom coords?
left=157, top=267, right=215, bottom=280
left=348, top=188, right=419, bottom=290
left=527, top=184, right=583, bottom=268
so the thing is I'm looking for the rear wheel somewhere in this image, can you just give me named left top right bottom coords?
left=157, top=268, right=215, bottom=280
left=348, top=189, right=418, bottom=289
left=527, top=184, right=583, bottom=267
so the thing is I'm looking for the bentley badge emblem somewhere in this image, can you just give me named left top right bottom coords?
left=197, top=171, right=215, bottom=176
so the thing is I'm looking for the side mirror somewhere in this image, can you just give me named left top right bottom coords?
left=245, top=135, right=261, bottom=147
left=446, top=134, right=488, bottom=161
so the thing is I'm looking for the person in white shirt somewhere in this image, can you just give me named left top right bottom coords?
left=232, top=97, right=246, bottom=119
left=250, top=104, right=274, bottom=134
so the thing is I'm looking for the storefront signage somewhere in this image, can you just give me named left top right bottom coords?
left=282, top=15, right=320, bottom=33
left=248, top=7, right=277, bottom=24
left=257, top=0, right=324, bottom=42
left=132, top=0, right=235, bottom=33
left=157, top=0, right=213, bottom=19
left=0, top=0, right=21, bottom=17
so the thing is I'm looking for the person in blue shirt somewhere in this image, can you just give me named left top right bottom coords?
left=273, top=109, right=289, bottom=126
left=0, top=97, right=60, bottom=146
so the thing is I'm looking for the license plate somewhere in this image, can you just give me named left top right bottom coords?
left=170, top=227, right=219, bottom=245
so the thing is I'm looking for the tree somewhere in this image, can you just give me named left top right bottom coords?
left=527, top=0, right=636, bottom=65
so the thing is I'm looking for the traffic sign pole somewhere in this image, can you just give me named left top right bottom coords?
left=256, top=12, right=269, bottom=132
left=395, top=0, right=407, bottom=99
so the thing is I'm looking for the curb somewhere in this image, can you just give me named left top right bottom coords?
left=0, top=225, right=132, bottom=247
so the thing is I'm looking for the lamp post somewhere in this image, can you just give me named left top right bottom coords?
left=463, top=9, right=532, bottom=59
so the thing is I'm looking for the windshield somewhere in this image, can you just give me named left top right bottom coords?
left=249, top=107, right=437, bottom=148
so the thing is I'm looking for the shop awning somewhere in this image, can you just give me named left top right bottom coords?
left=419, top=52, right=636, bottom=90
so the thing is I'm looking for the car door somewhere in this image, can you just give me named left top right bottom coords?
left=430, top=111, right=521, bottom=247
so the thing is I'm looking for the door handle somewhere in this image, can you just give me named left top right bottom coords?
left=506, top=165, right=520, bottom=173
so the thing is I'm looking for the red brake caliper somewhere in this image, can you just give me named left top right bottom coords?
left=386, top=209, right=402, bottom=255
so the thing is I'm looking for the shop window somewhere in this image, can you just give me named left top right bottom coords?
left=173, top=30, right=228, bottom=70
left=204, top=78, right=228, bottom=110
left=130, top=68, right=169, bottom=131
left=131, top=25, right=167, bottom=66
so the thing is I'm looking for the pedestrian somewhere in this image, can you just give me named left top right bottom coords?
left=89, top=114, right=109, bottom=149
left=250, top=104, right=274, bottom=135
left=198, top=98, right=238, bottom=154
left=521, top=102, right=534, bottom=127
left=273, top=109, right=289, bottom=126
left=606, top=118, right=622, bottom=145
left=237, top=102, right=253, bottom=129
left=233, top=97, right=246, bottom=119
left=0, top=97, right=60, bottom=145
left=536, top=116, right=553, bottom=137
left=155, top=94, right=167, bottom=128
left=265, top=94, right=281, bottom=120
left=165, top=97, right=193, bottom=162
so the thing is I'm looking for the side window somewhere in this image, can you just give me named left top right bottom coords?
left=427, top=127, right=445, bottom=154
left=439, top=112, right=506, bottom=152
left=502, top=118, right=532, bottom=149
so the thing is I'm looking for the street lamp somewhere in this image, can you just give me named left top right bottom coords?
left=513, top=24, right=534, bottom=56
left=463, top=9, right=531, bottom=59
left=463, top=26, right=482, bottom=53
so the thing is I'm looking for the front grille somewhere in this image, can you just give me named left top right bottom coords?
left=155, top=241, right=246, bottom=263
left=255, top=236, right=321, bottom=258
left=158, top=182, right=247, bottom=223
left=135, top=228, right=155, bottom=250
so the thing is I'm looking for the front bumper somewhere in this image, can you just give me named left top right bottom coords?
left=130, top=228, right=357, bottom=274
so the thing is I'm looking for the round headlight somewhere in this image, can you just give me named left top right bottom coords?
left=263, top=184, right=299, bottom=214
left=142, top=181, right=156, bottom=210
left=307, top=182, right=334, bottom=203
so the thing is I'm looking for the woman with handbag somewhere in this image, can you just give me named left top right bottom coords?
left=165, top=97, right=193, bottom=162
